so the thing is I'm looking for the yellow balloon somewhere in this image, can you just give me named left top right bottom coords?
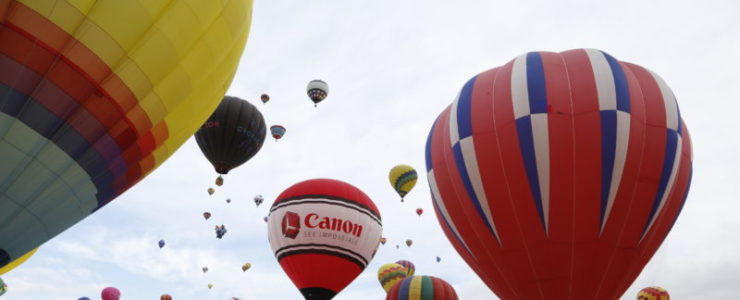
left=0, top=248, right=38, bottom=275
left=377, top=263, right=408, bottom=293
left=389, top=165, right=418, bottom=201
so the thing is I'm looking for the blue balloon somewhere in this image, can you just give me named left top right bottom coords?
left=78, top=297, right=90, bottom=300
left=158, top=240, right=165, bottom=249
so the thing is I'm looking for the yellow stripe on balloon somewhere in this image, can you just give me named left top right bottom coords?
left=0, top=248, right=37, bottom=275
left=408, top=276, right=423, bottom=300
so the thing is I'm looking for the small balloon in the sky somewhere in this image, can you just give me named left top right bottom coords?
left=380, top=237, right=387, bottom=245
left=241, top=263, right=251, bottom=272
left=215, top=225, right=227, bottom=239
left=208, top=188, right=215, bottom=196
left=270, top=125, right=286, bottom=141
left=208, top=283, right=213, bottom=289
left=306, top=79, right=329, bottom=107
left=215, top=175, right=224, bottom=186
left=226, top=198, right=231, bottom=204
left=416, top=208, right=423, bottom=216
left=405, top=239, right=413, bottom=247
left=388, top=165, right=418, bottom=202
left=203, top=212, right=212, bottom=220
left=101, top=287, right=121, bottom=300
left=77, top=298, right=89, bottom=300
left=637, top=286, right=670, bottom=300
left=160, top=294, right=173, bottom=300
left=202, top=266, right=209, bottom=273
left=396, top=245, right=399, bottom=249
left=254, top=195, right=264, bottom=206
left=395, top=260, right=415, bottom=277
left=436, top=256, right=441, bottom=263
left=261, top=94, right=270, bottom=104
left=0, top=277, right=7, bottom=296
left=263, top=216, right=268, bottom=223
left=158, top=240, right=165, bottom=249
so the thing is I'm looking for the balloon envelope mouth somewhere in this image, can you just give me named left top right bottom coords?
left=300, top=287, right=337, bottom=300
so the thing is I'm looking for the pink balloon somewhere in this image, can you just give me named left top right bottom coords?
left=101, top=287, right=121, bottom=300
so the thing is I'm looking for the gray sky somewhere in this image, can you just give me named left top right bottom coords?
left=3, top=0, right=740, bottom=299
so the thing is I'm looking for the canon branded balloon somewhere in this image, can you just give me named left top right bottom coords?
left=426, top=48, right=693, bottom=299
left=267, top=179, right=383, bottom=299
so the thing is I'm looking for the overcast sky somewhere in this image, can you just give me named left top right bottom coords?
left=3, top=0, right=740, bottom=299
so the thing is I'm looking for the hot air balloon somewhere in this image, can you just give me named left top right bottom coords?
left=78, top=298, right=89, bottom=300
left=254, top=195, right=264, bottom=206
left=208, top=284, right=213, bottom=290
left=208, top=188, right=215, bottom=196
left=158, top=240, right=165, bottom=249
left=377, top=263, right=408, bottom=293
left=195, top=96, right=267, bottom=175
left=161, top=294, right=173, bottom=300
left=0, top=277, right=6, bottom=296
left=241, top=263, right=251, bottom=272
left=226, top=198, right=231, bottom=204
left=0, top=248, right=37, bottom=275
left=263, top=216, right=268, bottom=223
left=425, top=49, right=693, bottom=299
left=395, top=260, right=415, bottom=277
left=416, top=208, right=423, bottom=216
left=637, top=286, right=670, bottom=300
left=389, top=165, right=417, bottom=202
left=0, top=0, right=254, bottom=268
left=380, top=237, right=387, bottom=245
left=203, top=212, right=212, bottom=220
left=202, top=266, right=208, bottom=273
left=307, top=80, right=329, bottom=107
left=386, top=276, right=459, bottom=300
left=270, top=125, right=286, bottom=141
left=216, top=176, right=224, bottom=186
left=101, top=287, right=121, bottom=300
left=405, top=240, right=413, bottom=247
left=436, top=256, right=441, bottom=263
left=261, top=94, right=270, bottom=104
left=267, top=179, right=383, bottom=300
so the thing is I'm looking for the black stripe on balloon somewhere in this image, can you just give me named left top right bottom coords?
left=277, top=248, right=366, bottom=269
left=275, top=243, right=368, bottom=266
left=271, top=194, right=381, bottom=222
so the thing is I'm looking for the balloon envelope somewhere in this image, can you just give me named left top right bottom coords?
left=160, top=294, right=173, bottom=300
left=395, top=260, right=415, bottom=277
left=386, top=276, right=458, bottom=300
left=0, top=248, right=37, bottom=275
left=377, top=263, right=407, bottom=293
left=267, top=179, right=383, bottom=299
left=261, top=94, right=270, bottom=104
left=425, top=49, right=693, bottom=299
left=270, top=125, right=286, bottom=140
left=158, top=240, right=165, bottom=249
left=195, top=96, right=266, bottom=174
left=637, top=286, right=670, bottom=300
left=101, top=287, right=120, bottom=300
left=389, top=165, right=417, bottom=200
left=416, top=208, right=423, bottom=216
left=306, top=80, right=329, bottom=106
left=0, top=0, right=253, bottom=268
left=0, top=277, right=6, bottom=296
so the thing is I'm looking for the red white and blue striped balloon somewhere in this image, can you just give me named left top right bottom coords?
left=425, top=49, right=692, bottom=300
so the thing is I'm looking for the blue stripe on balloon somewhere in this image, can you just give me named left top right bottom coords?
left=425, top=118, right=437, bottom=172
left=430, top=191, right=477, bottom=259
left=398, top=277, right=412, bottom=298
left=599, top=110, right=617, bottom=224
left=452, top=143, right=499, bottom=242
left=642, top=129, right=679, bottom=236
left=601, top=51, right=631, bottom=113
left=525, top=52, right=548, bottom=114
left=456, top=75, right=477, bottom=139
left=515, top=116, right=546, bottom=230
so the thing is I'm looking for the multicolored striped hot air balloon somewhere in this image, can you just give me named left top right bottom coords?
left=270, top=125, right=286, bottom=141
left=395, top=260, right=415, bottom=277
left=306, top=80, right=329, bottom=107
left=0, top=0, right=254, bottom=268
left=637, top=286, right=670, bottom=300
left=425, top=48, right=693, bottom=299
left=389, top=165, right=418, bottom=202
left=386, top=276, right=458, bottom=300
left=378, top=263, right=408, bottom=293
left=267, top=179, right=383, bottom=300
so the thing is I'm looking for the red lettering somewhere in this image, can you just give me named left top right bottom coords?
left=305, top=213, right=319, bottom=228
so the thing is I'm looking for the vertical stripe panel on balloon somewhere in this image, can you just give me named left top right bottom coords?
left=409, top=276, right=423, bottom=300
left=399, top=277, right=412, bottom=299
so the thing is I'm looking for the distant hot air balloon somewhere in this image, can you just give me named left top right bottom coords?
left=395, top=260, right=415, bottom=277
left=77, top=297, right=89, bottom=300
left=270, top=125, right=286, bottom=141
left=379, top=237, right=387, bottom=245
left=386, top=276, right=459, bottom=300
left=426, top=49, right=693, bottom=299
left=0, top=277, right=6, bottom=296
left=389, top=165, right=417, bottom=202
left=405, top=240, right=413, bottom=247
left=261, top=94, right=270, bottom=104
left=208, top=188, right=215, bottom=196
left=0, top=248, right=37, bottom=275
left=195, top=96, right=267, bottom=175
left=307, top=80, right=329, bottom=107
left=216, top=176, right=224, bottom=187
left=161, top=294, right=173, bottom=300
left=241, top=263, right=251, bottom=272
left=208, top=284, right=213, bottom=290
left=638, top=286, right=670, bottom=300
left=254, top=195, right=265, bottom=206
left=415, top=208, right=423, bottom=216
left=263, top=216, right=268, bottom=223
left=203, top=212, right=212, bottom=220
left=0, top=0, right=254, bottom=269
left=436, top=256, right=441, bottom=263
left=267, top=179, right=383, bottom=300
left=202, top=266, right=209, bottom=273
left=226, top=198, right=231, bottom=204
left=377, top=263, right=408, bottom=293
left=101, top=287, right=121, bottom=300
left=158, top=240, right=165, bottom=249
